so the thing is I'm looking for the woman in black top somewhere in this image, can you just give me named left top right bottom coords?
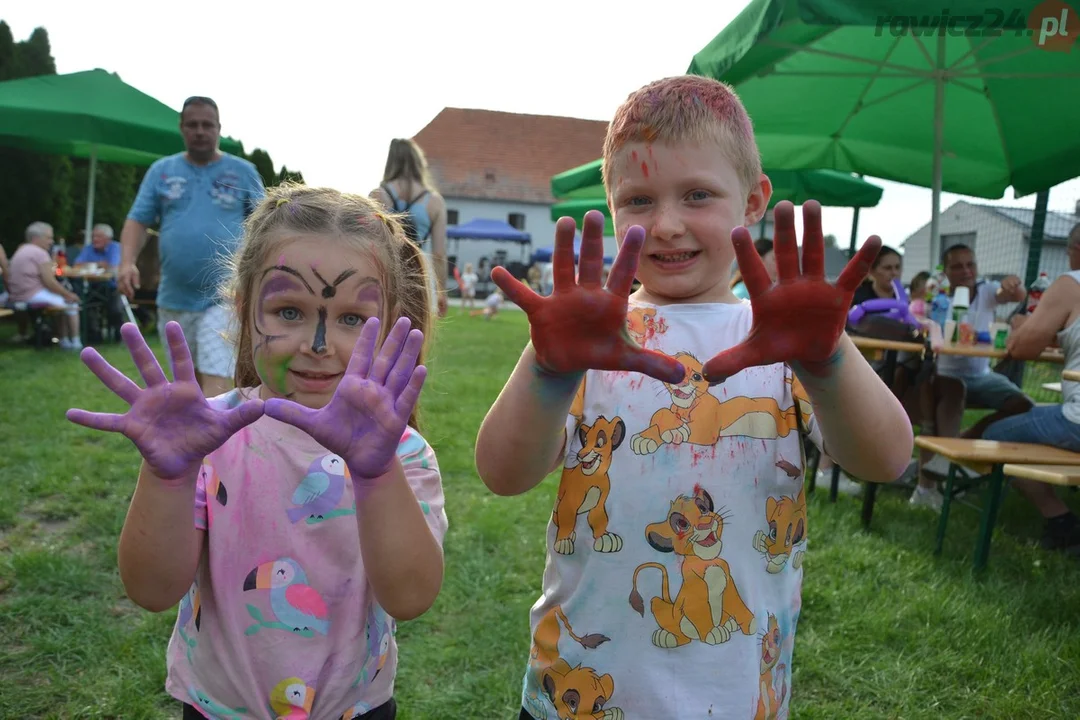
left=851, top=245, right=903, bottom=308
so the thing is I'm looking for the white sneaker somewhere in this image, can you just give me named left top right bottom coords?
left=58, top=337, right=72, bottom=350
left=70, top=338, right=83, bottom=351
left=818, top=469, right=863, bottom=496
left=909, top=485, right=944, bottom=512
left=922, top=455, right=953, bottom=476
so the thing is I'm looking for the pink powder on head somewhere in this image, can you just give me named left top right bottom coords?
left=641, top=161, right=650, bottom=178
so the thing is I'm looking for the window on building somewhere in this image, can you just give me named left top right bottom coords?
left=447, top=209, right=459, bottom=225
left=508, top=212, right=526, bottom=230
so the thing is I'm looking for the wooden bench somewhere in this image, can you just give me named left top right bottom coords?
left=1001, top=463, right=1080, bottom=487
left=1064, top=370, right=1080, bottom=382
left=913, top=437, right=1080, bottom=571
left=0, top=308, right=13, bottom=319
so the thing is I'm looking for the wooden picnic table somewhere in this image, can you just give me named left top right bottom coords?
left=1063, top=370, right=1080, bottom=382
left=60, top=266, right=121, bottom=342
left=832, top=336, right=1064, bottom=528
left=850, top=335, right=1065, bottom=363
left=913, top=436, right=1080, bottom=571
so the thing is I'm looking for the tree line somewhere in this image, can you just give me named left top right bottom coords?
left=0, top=21, right=303, bottom=257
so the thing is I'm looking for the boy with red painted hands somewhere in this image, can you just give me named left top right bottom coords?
left=476, top=75, right=912, bottom=719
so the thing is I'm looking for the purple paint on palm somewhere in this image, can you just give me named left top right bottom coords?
left=263, top=316, right=426, bottom=486
left=65, top=322, right=264, bottom=482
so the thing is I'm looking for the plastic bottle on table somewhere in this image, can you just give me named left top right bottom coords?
left=1025, top=272, right=1051, bottom=313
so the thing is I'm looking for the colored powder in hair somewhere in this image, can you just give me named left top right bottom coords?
left=643, top=126, right=658, bottom=142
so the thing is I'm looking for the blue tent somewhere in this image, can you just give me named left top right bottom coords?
left=532, top=233, right=613, bottom=265
left=447, top=218, right=531, bottom=243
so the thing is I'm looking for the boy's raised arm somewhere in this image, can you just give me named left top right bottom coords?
left=703, top=201, right=914, bottom=483
left=475, top=345, right=582, bottom=496
left=475, top=212, right=684, bottom=496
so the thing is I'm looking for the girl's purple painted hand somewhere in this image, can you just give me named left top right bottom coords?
left=263, top=316, right=427, bottom=482
left=66, top=322, right=265, bottom=482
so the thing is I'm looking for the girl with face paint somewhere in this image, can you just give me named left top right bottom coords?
left=66, top=185, right=447, bottom=719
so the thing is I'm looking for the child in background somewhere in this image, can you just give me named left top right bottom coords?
left=474, top=76, right=912, bottom=719
left=909, top=270, right=931, bottom=320
left=472, top=287, right=503, bottom=319
left=461, top=262, right=478, bottom=310
left=67, top=185, right=447, bottom=720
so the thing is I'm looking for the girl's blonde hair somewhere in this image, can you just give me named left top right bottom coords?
left=222, top=183, right=433, bottom=429
left=382, top=138, right=437, bottom=191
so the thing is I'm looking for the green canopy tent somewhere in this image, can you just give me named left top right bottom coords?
left=686, top=0, right=1080, bottom=268
left=0, top=68, right=244, bottom=243
left=550, top=158, right=883, bottom=238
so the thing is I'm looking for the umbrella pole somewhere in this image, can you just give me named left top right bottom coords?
left=848, top=208, right=861, bottom=258
left=84, top=145, right=98, bottom=246
left=848, top=174, right=864, bottom=258
left=929, top=33, right=946, bottom=269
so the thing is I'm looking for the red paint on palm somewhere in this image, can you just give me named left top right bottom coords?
left=492, top=211, right=684, bottom=384
left=703, top=201, right=882, bottom=383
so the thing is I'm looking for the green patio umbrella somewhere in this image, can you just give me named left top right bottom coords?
left=550, top=158, right=883, bottom=236
left=686, top=0, right=1080, bottom=266
left=0, top=68, right=244, bottom=240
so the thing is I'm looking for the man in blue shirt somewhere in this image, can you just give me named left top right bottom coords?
left=118, top=96, right=265, bottom=397
left=74, top=223, right=124, bottom=340
left=75, top=223, right=122, bottom=275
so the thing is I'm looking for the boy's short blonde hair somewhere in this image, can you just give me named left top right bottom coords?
left=602, top=75, right=762, bottom=199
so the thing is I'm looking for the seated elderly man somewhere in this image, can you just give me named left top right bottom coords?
left=935, top=244, right=1032, bottom=439
left=8, top=221, right=82, bottom=349
left=74, top=223, right=124, bottom=341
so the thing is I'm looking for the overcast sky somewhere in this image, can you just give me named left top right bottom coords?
left=9, top=0, right=1080, bottom=272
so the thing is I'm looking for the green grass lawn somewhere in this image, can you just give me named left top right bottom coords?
left=1, top=312, right=1078, bottom=719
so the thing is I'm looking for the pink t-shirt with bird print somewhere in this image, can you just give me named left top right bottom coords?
left=165, top=388, right=447, bottom=720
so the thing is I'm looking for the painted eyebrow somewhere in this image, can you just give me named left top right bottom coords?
left=260, top=264, right=315, bottom=295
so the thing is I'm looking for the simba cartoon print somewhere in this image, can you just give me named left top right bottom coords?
left=629, top=352, right=802, bottom=454
left=629, top=486, right=756, bottom=647
left=755, top=615, right=785, bottom=720
left=554, top=416, right=626, bottom=556
left=626, top=307, right=667, bottom=346
left=527, top=605, right=623, bottom=720
left=522, top=302, right=818, bottom=716
left=754, top=488, right=807, bottom=573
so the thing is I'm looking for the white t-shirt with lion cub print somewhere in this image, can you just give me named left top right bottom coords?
left=520, top=300, right=822, bottom=720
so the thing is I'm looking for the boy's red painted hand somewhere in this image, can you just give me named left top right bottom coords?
left=491, top=210, right=684, bottom=384
left=703, top=200, right=881, bottom=384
